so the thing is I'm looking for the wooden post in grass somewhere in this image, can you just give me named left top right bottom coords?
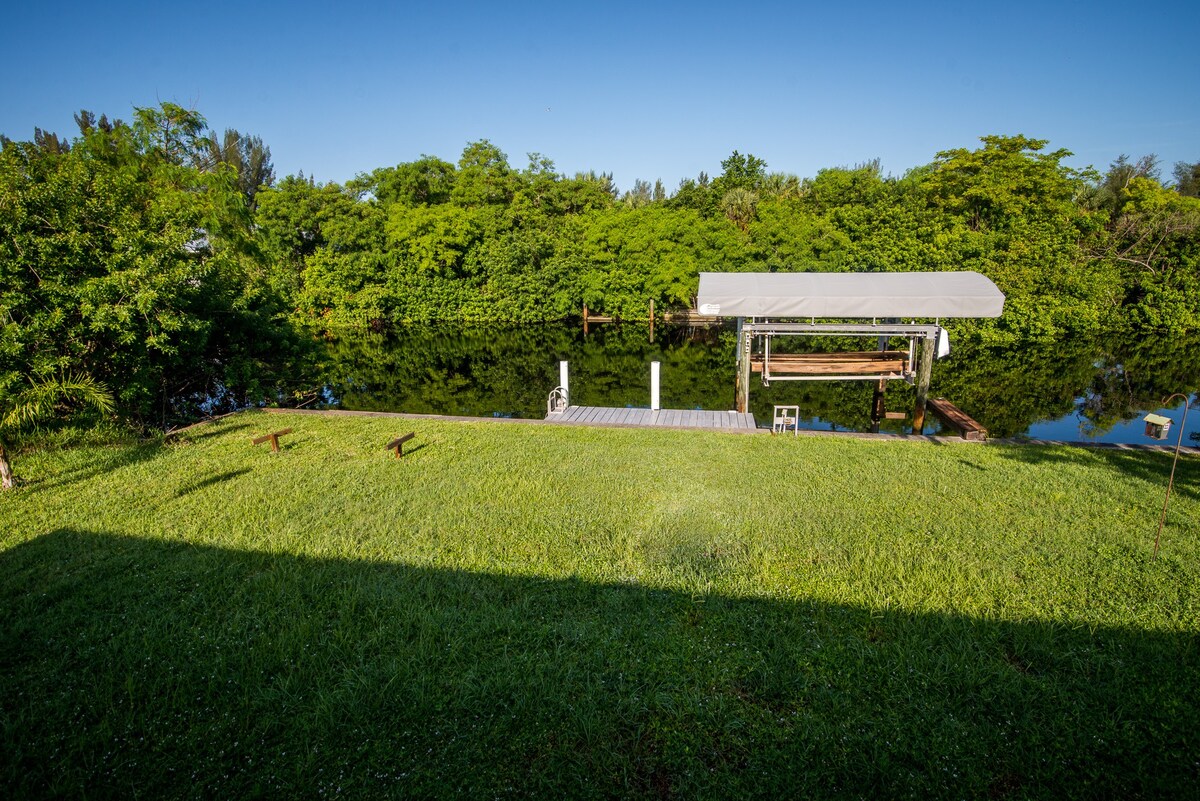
left=251, top=428, right=292, bottom=453
left=386, top=432, right=416, bottom=458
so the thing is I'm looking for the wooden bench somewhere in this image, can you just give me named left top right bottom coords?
left=250, top=428, right=292, bottom=452
left=386, top=432, right=416, bottom=458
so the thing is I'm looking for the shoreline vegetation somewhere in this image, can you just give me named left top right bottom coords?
left=3, top=104, right=1199, bottom=433
left=2, top=412, right=1198, bottom=797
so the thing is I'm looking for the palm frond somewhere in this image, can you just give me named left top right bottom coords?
left=1, top=373, right=115, bottom=432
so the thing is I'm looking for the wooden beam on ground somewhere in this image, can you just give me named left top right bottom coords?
left=927, top=398, right=988, bottom=441
left=250, top=428, right=293, bottom=453
left=386, top=432, right=416, bottom=458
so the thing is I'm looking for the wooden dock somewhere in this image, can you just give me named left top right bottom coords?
left=661, top=310, right=721, bottom=324
left=547, top=405, right=758, bottom=431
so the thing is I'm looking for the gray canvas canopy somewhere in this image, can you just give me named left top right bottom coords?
left=696, top=271, right=1005, bottom=319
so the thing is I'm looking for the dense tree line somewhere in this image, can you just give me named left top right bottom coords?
left=2, top=103, right=1199, bottom=454
left=255, top=135, right=1200, bottom=345
left=1, top=104, right=298, bottom=444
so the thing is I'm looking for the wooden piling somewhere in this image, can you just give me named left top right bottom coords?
left=736, top=319, right=752, bottom=414
left=912, top=335, right=935, bottom=433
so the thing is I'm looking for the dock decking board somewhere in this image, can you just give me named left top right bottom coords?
left=547, top=406, right=757, bottom=431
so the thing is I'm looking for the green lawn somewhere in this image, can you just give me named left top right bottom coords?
left=2, top=411, right=1198, bottom=799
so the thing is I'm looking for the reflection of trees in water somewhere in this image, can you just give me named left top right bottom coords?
left=934, top=331, right=1200, bottom=438
left=931, top=341, right=1097, bottom=438
left=317, top=325, right=573, bottom=417
left=1079, top=334, right=1200, bottom=433
left=315, top=323, right=736, bottom=418
left=306, top=324, right=1200, bottom=437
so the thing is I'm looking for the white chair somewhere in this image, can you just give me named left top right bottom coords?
left=772, top=405, right=799, bottom=435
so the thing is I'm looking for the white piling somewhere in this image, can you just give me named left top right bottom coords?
left=650, top=361, right=661, bottom=411
left=559, top=361, right=569, bottom=405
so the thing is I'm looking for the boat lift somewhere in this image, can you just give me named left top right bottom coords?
left=696, top=272, right=1005, bottom=432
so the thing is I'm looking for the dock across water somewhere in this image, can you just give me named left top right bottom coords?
left=546, top=405, right=757, bottom=431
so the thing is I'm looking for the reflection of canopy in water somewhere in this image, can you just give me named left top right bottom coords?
left=696, top=271, right=1005, bottom=320
left=695, top=271, right=1006, bottom=430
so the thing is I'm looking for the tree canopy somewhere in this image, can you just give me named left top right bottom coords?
left=1, top=104, right=296, bottom=435
left=250, top=134, right=1199, bottom=341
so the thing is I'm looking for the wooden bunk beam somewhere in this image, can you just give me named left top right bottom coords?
left=751, top=351, right=909, bottom=377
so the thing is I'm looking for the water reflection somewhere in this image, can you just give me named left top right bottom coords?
left=304, top=323, right=1200, bottom=444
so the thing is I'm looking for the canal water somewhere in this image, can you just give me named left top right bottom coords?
left=304, top=322, right=1200, bottom=446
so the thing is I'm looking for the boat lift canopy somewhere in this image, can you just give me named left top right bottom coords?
left=696, top=271, right=1005, bottom=319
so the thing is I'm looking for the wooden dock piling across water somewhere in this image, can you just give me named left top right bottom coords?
left=546, top=405, right=757, bottom=431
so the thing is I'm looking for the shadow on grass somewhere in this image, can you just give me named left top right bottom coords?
left=169, top=420, right=256, bottom=444
left=2, top=530, right=1197, bottom=799
left=991, top=442, right=1200, bottom=501
left=18, top=443, right=164, bottom=495
left=173, top=468, right=253, bottom=498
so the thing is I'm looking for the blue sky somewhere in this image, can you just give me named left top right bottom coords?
left=2, top=1, right=1196, bottom=192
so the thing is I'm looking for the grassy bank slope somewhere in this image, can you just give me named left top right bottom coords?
left=2, top=412, right=1198, bottom=799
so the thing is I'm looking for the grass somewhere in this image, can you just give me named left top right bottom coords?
left=2, top=410, right=1198, bottom=799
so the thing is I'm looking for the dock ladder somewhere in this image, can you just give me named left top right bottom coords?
left=547, top=386, right=569, bottom=416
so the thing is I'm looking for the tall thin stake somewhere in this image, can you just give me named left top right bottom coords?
left=1154, top=393, right=1192, bottom=560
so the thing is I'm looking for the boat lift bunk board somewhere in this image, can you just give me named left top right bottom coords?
left=695, top=271, right=1006, bottom=430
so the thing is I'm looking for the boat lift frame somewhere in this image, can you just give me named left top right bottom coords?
left=736, top=320, right=941, bottom=429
